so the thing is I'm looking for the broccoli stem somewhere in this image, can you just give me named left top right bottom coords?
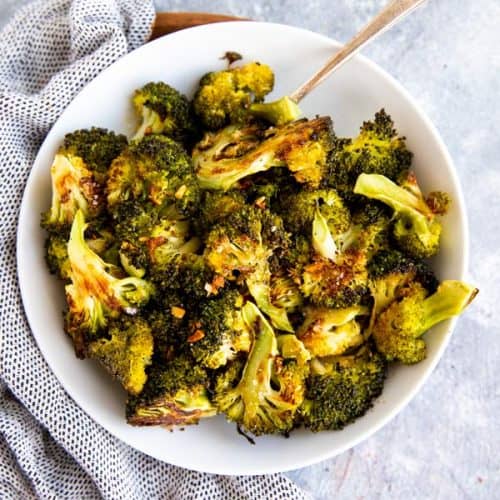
left=354, top=173, right=430, bottom=216
left=420, top=280, right=478, bottom=334
left=249, top=96, right=302, bottom=126
left=312, top=206, right=337, bottom=261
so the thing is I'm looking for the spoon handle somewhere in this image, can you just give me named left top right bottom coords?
left=289, top=0, right=427, bottom=103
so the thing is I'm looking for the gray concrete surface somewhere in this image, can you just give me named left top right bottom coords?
left=1, top=1, right=498, bottom=498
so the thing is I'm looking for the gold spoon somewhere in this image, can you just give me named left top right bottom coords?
left=251, top=0, right=428, bottom=124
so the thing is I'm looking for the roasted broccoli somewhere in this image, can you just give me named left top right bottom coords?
left=64, top=210, right=153, bottom=355
left=188, top=290, right=252, bottom=369
left=107, top=134, right=200, bottom=215
left=214, top=302, right=307, bottom=435
left=193, top=117, right=334, bottom=191
left=204, top=206, right=293, bottom=332
left=373, top=280, right=478, bottom=364
left=280, top=188, right=351, bottom=236
left=87, top=316, right=154, bottom=395
left=127, top=355, right=216, bottom=426
left=301, top=348, right=386, bottom=431
left=354, top=171, right=449, bottom=258
left=42, top=128, right=127, bottom=230
left=326, top=109, right=412, bottom=201
left=132, top=81, right=197, bottom=145
left=193, top=61, right=274, bottom=129
left=42, top=74, right=478, bottom=438
left=297, top=306, right=369, bottom=358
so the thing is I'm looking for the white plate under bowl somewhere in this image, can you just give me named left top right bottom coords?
left=17, top=21, right=468, bottom=475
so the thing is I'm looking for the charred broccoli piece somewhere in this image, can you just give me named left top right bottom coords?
left=300, top=256, right=368, bottom=310
left=132, top=82, right=197, bottom=145
left=113, top=201, right=200, bottom=278
left=354, top=171, right=449, bottom=258
left=106, top=135, right=200, bottom=215
left=204, top=206, right=293, bottom=332
left=297, top=306, right=369, bottom=358
left=45, top=233, right=71, bottom=280
left=368, top=249, right=439, bottom=319
left=326, top=109, right=412, bottom=200
left=197, top=190, right=246, bottom=229
left=373, top=280, right=478, bottom=364
left=188, top=290, right=252, bottom=369
left=87, top=316, right=153, bottom=395
left=214, top=302, right=307, bottom=436
left=301, top=348, right=387, bottom=431
left=127, top=355, right=216, bottom=426
left=193, top=117, right=334, bottom=191
left=193, top=61, right=274, bottom=129
left=64, top=210, right=153, bottom=355
left=280, top=188, right=351, bottom=236
left=42, top=128, right=127, bottom=230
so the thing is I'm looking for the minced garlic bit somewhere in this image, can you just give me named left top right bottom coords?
left=188, top=329, right=205, bottom=343
left=175, top=184, right=187, bottom=199
left=171, top=306, right=186, bottom=319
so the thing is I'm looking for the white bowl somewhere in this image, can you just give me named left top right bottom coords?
left=17, top=21, right=468, bottom=475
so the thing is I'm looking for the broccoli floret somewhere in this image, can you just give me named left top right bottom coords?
left=204, top=207, right=293, bottom=332
left=249, top=96, right=302, bottom=126
left=127, top=355, right=216, bottom=426
left=64, top=210, right=153, bottom=356
left=153, top=253, right=221, bottom=304
left=297, top=305, right=368, bottom=358
left=301, top=349, right=387, bottom=431
left=280, top=188, right=351, bottom=236
left=193, top=117, right=334, bottom=191
left=368, top=249, right=439, bottom=318
left=42, top=128, right=127, bottom=230
left=45, top=233, right=71, bottom=280
left=87, top=316, right=153, bottom=395
left=193, top=61, right=274, bottom=129
left=197, top=190, right=246, bottom=229
left=106, top=135, right=200, bottom=215
left=354, top=171, right=449, bottom=258
left=326, top=109, right=412, bottom=200
left=132, top=82, right=197, bottom=145
left=188, top=290, right=252, bottom=369
left=214, top=302, right=307, bottom=436
left=113, top=201, right=200, bottom=277
left=373, top=280, right=478, bottom=364
left=300, top=256, right=368, bottom=309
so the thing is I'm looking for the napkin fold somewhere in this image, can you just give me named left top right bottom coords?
left=0, top=1, right=311, bottom=498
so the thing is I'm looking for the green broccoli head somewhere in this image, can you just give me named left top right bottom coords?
left=368, top=249, right=439, bottom=318
left=188, top=290, right=252, bottom=369
left=300, top=256, right=368, bottom=309
left=193, top=61, right=274, bottom=130
left=126, top=354, right=216, bottom=426
left=193, top=117, right=334, bottom=191
left=112, top=201, right=200, bottom=277
left=64, top=210, right=153, bottom=356
left=132, top=81, right=197, bottom=145
left=373, top=280, right=478, bottom=364
left=87, top=316, right=154, bottom=395
left=301, top=349, right=386, bottom=431
left=214, top=302, right=306, bottom=436
left=354, top=171, right=450, bottom=258
left=45, top=233, right=71, bottom=280
left=280, top=188, right=351, bottom=236
left=106, top=135, right=200, bottom=215
left=326, top=109, right=412, bottom=200
left=297, top=305, right=369, bottom=358
left=249, top=96, right=302, bottom=126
